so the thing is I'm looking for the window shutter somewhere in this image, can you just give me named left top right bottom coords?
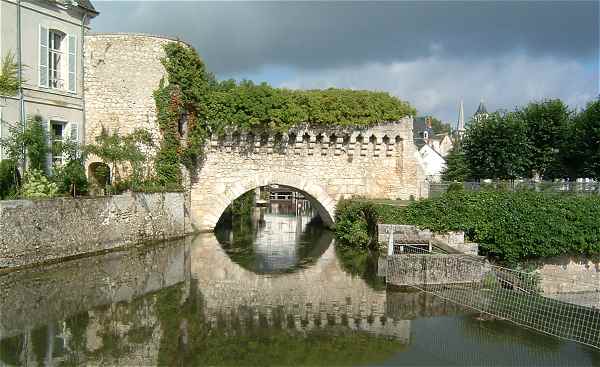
left=39, top=25, right=48, bottom=87
left=68, top=34, right=77, bottom=93
left=69, top=122, right=80, bottom=159
left=69, top=121, right=79, bottom=143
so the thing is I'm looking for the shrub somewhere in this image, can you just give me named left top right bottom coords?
left=0, top=52, right=19, bottom=96
left=0, top=115, right=49, bottom=173
left=21, top=169, right=58, bottom=199
left=400, top=191, right=600, bottom=264
left=335, top=192, right=600, bottom=265
left=447, top=182, right=464, bottom=193
left=334, top=200, right=379, bottom=250
left=0, top=159, right=19, bottom=199
left=52, top=160, right=88, bottom=196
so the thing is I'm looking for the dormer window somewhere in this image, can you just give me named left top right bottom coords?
left=39, top=26, right=76, bottom=93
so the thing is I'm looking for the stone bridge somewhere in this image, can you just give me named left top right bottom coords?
left=84, top=34, right=426, bottom=232
left=189, top=119, right=425, bottom=231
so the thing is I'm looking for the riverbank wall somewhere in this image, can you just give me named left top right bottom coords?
left=0, top=192, right=192, bottom=269
left=377, top=224, right=479, bottom=255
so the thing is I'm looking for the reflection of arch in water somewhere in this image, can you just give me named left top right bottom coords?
left=190, top=233, right=389, bottom=324
left=214, top=212, right=333, bottom=274
left=191, top=173, right=336, bottom=231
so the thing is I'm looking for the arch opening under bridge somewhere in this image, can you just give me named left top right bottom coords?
left=199, top=173, right=337, bottom=231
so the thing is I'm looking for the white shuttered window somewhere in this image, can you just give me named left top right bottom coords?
left=68, top=35, right=76, bottom=93
left=39, top=25, right=49, bottom=87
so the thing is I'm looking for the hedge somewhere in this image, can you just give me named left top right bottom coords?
left=334, top=192, right=600, bottom=264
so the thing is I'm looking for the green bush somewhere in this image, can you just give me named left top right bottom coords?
left=335, top=192, right=600, bottom=265
left=0, top=159, right=19, bottom=199
left=21, top=169, right=58, bottom=199
left=52, top=160, right=88, bottom=196
left=334, top=200, right=380, bottom=250
left=401, top=191, right=600, bottom=264
left=153, top=42, right=417, bottom=186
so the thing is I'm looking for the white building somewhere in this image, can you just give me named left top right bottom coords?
left=418, top=144, right=446, bottom=182
left=0, top=0, right=98, bottom=167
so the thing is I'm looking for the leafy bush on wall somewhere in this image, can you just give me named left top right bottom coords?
left=335, top=192, right=600, bottom=264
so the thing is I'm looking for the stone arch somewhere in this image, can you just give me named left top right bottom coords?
left=193, top=173, right=337, bottom=231
left=88, top=162, right=110, bottom=186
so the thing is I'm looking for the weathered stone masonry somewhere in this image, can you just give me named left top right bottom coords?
left=84, top=33, right=427, bottom=232
left=0, top=192, right=189, bottom=268
left=192, top=119, right=425, bottom=231
left=84, top=33, right=186, bottom=164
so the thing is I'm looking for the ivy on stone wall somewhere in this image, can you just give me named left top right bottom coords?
left=153, top=42, right=416, bottom=185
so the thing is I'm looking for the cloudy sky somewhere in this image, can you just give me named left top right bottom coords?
left=92, top=1, right=599, bottom=126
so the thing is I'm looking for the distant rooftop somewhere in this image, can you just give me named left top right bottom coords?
left=475, top=100, right=488, bottom=115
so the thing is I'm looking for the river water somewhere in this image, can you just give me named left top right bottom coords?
left=1, top=203, right=599, bottom=366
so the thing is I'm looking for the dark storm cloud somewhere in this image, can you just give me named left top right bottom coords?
left=92, top=1, right=599, bottom=74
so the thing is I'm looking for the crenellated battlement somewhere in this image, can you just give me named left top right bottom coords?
left=208, top=122, right=410, bottom=158
left=191, top=118, right=425, bottom=231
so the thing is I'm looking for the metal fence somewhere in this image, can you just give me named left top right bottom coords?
left=383, top=244, right=600, bottom=350
left=428, top=180, right=600, bottom=198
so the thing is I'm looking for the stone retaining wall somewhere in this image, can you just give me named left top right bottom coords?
left=0, top=192, right=190, bottom=268
left=385, top=254, right=487, bottom=286
left=378, top=223, right=478, bottom=255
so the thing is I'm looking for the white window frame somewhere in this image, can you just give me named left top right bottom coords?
left=39, top=25, right=77, bottom=94
left=48, top=29, right=66, bottom=90
left=50, top=119, right=68, bottom=167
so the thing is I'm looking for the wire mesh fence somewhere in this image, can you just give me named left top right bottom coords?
left=383, top=247, right=600, bottom=350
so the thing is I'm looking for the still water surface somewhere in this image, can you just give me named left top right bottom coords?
left=1, top=204, right=599, bottom=366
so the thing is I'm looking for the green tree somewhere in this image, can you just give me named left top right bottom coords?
left=0, top=114, right=49, bottom=173
left=441, top=143, right=471, bottom=181
left=52, top=160, right=88, bottom=196
left=462, top=112, right=531, bottom=180
left=0, top=159, right=19, bottom=199
left=0, top=52, right=19, bottom=96
left=429, top=116, right=452, bottom=134
left=568, top=99, right=600, bottom=179
left=85, top=128, right=154, bottom=186
left=518, top=99, right=571, bottom=179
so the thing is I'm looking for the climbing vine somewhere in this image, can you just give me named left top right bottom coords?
left=154, top=42, right=416, bottom=185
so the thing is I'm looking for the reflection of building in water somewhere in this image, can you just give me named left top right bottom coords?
left=0, top=232, right=477, bottom=367
left=0, top=239, right=189, bottom=367
left=192, top=233, right=412, bottom=342
left=205, top=302, right=410, bottom=343
left=253, top=212, right=316, bottom=272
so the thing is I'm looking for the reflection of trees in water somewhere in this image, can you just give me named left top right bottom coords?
left=4, top=278, right=600, bottom=366
left=335, top=246, right=386, bottom=291
left=460, top=315, right=562, bottom=352
left=215, top=212, right=332, bottom=274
